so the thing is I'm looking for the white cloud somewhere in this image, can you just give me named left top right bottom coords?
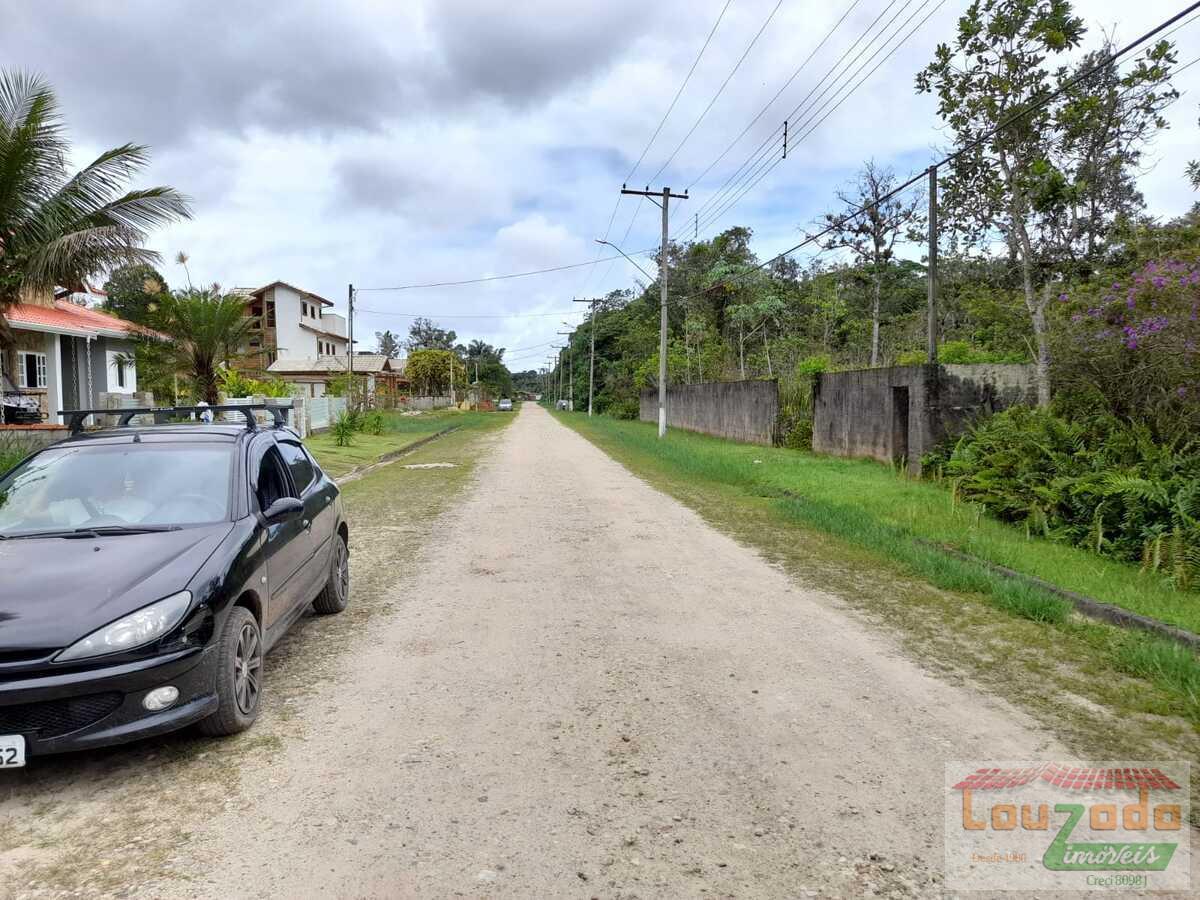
left=2, top=0, right=1196, bottom=361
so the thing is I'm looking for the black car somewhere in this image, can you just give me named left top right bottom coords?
left=0, top=404, right=349, bottom=767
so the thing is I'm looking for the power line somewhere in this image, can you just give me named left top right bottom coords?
left=356, top=307, right=588, bottom=320
left=684, top=0, right=1200, bottom=302
left=577, top=0, right=736, bottom=298
left=647, top=0, right=787, bottom=184
left=693, top=0, right=921, bottom=230
left=689, top=0, right=911, bottom=227
left=357, top=250, right=656, bottom=292
left=682, top=0, right=866, bottom=196
left=698, top=0, right=944, bottom=236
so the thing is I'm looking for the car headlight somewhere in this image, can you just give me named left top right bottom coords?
left=54, top=591, right=193, bottom=662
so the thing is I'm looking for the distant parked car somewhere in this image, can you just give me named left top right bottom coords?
left=0, top=403, right=349, bottom=766
left=497, top=398, right=513, bottom=411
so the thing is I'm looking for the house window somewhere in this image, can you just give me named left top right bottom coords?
left=116, top=358, right=127, bottom=388
left=266, top=302, right=276, bottom=327
left=17, top=351, right=47, bottom=388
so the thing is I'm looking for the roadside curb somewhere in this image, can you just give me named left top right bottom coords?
left=336, top=425, right=460, bottom=484
left=921, top=540, right=1200, bottom=652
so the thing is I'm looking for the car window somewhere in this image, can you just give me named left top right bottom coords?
left=0, top=444, right=234, bottom=535
left=276, top=440, right=315, bottom=494
left=255, top=447, right=294, bottom=511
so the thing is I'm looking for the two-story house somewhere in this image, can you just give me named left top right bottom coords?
left=232, top=281, right=348, bottom=372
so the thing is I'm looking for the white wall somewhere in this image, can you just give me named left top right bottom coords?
left=104, top=349, right=137, bottom=394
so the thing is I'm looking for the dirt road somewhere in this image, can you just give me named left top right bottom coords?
left=111, top=403, right=1060, bottom=898
left=3, top=404, right=1074, bottom=898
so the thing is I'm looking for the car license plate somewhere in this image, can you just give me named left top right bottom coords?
left=0, top=735, right=26, bottom=768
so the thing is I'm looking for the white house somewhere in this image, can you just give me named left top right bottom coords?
left=231, top=281, right=349, bottom=372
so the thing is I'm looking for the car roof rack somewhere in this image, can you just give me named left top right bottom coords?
left=58, top=402, right=293, bottom=436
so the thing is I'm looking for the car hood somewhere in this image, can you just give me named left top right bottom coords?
left=0, top=522, right=234, bottom=651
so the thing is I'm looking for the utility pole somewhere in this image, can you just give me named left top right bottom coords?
left=347, top=283, right=355, bottom=409
left=574, top=297, right=597, bottom=415
left=621, top=184, right=687, bottom=438
left=449, top=352, right=455, bottom=407
left=926, top=166, right=938, bottom=366
left=558, top=325, right=575, bottom=411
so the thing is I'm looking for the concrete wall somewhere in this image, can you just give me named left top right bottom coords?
left=812, top=363, right=1036, bottom=473
left=639, top=380, right=779, bottom=446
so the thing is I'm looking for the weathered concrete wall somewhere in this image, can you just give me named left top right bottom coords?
left=812, top=363, right=1036, bottom=473
left=640, top=380, right=779, bottom=445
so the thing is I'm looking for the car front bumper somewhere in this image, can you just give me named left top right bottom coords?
left=0, top=645, right=219, bottom=758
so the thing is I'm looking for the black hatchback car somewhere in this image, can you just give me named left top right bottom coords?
left=0, top=404, right=349, bottom=767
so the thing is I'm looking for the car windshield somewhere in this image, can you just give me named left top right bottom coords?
left=0, top=443, right=234, bottom=537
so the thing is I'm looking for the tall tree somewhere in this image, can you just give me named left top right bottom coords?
left=150, top=288, right=256, bottom=403
left=375, top=329, right=401, bottom=358
left=818, top=161, right=924, bottom=366
left=102, top=263, right=168, bottom=324
left=916, top=0, right=1176, bottom=405
left=406, top=316, right=457, bottom=351
left=0, top=71, right=190, bottom=333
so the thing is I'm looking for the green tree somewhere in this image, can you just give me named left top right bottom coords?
left=102, top=263, right=168, bottom=324
left=405, top=348, right=466, bottom=397
left=406, top=317, right=457, bottom=351
left=0, top=71, right=190, bottom=329
left=150, top=288, right=256, bottom=403
left=817, top=160, right=924, bottom=366
left=375, top=329, right=401, bottom=357
left=916, top=0, right=1176, bottom=405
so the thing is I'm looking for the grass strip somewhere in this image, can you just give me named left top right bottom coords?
left=305, top=409, right=495, bottom=478
left=555, top=411, right=1200, bottom=727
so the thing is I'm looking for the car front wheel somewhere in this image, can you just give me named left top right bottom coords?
left=198, top=606, right=263, bottom=736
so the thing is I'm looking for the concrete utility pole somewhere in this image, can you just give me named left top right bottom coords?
left=449, top=352, right=455, bottom=407
left=927, top=165, right=939, bottom=365
left=558, top=324, right=575, bottom=411
left=574, top=297, right=597, bottom=415
left=621, top=185, right=687, bottom=438
left=347, top=283, right=355, bottom=409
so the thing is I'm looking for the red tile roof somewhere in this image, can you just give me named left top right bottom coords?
left=953, top=764, right=1182, bottom=792
left=3, top=300, right=161, bottom=339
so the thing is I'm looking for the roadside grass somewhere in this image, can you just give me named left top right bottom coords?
left=554, top=411, right=1200, bottom=800
left=557, top=414, right=1200, bottom=635
left=305, top=409, right=496, bottom=478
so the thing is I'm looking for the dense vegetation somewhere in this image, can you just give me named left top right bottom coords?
left=550, top=1, right=1198, bottom=592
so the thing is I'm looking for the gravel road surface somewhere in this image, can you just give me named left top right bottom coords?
left=125, top=403, right=1068, bottom=898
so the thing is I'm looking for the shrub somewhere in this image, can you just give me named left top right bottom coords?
left=608, top=398, right=640, bottom=420
left=775, top=355, right=829, bottom=449
left=895, top=341, right=1025, bottom=366
left=945, top=406, right=1200, bottom=589
left=363, top=410, right=386, bottom=435
left=331, top=411, right=356, bottom=447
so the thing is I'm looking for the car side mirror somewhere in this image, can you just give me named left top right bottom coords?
left=262, top=497, right=303, bottom=524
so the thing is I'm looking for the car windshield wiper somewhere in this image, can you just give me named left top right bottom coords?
left=0, top=524, right=183, bottom=540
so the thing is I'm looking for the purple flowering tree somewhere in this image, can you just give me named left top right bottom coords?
left=1052, top=259, right=1200, bottom=433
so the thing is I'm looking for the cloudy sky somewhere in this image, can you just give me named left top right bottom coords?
left=3, top=0, right=1198, bottom=371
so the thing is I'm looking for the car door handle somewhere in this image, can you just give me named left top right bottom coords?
left=303, top=519, right=311, bottom=531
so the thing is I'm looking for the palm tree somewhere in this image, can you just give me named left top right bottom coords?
left=153, top=288, right=256, bottom=404
left=0, top=71, right=191, bottom=331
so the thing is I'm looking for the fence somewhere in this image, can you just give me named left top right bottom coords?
left=812, top=363, right=1036, bottom=473
left=640, top=380, right=779, bottom=445
left=401, top=396, right=453, bottom=411
left=306, top=396, right=348, bottom=434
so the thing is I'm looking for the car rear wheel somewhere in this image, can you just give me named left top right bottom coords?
left=313, top=533, right=350, bottom=615
left=197, top=606, right=262, bottom=737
